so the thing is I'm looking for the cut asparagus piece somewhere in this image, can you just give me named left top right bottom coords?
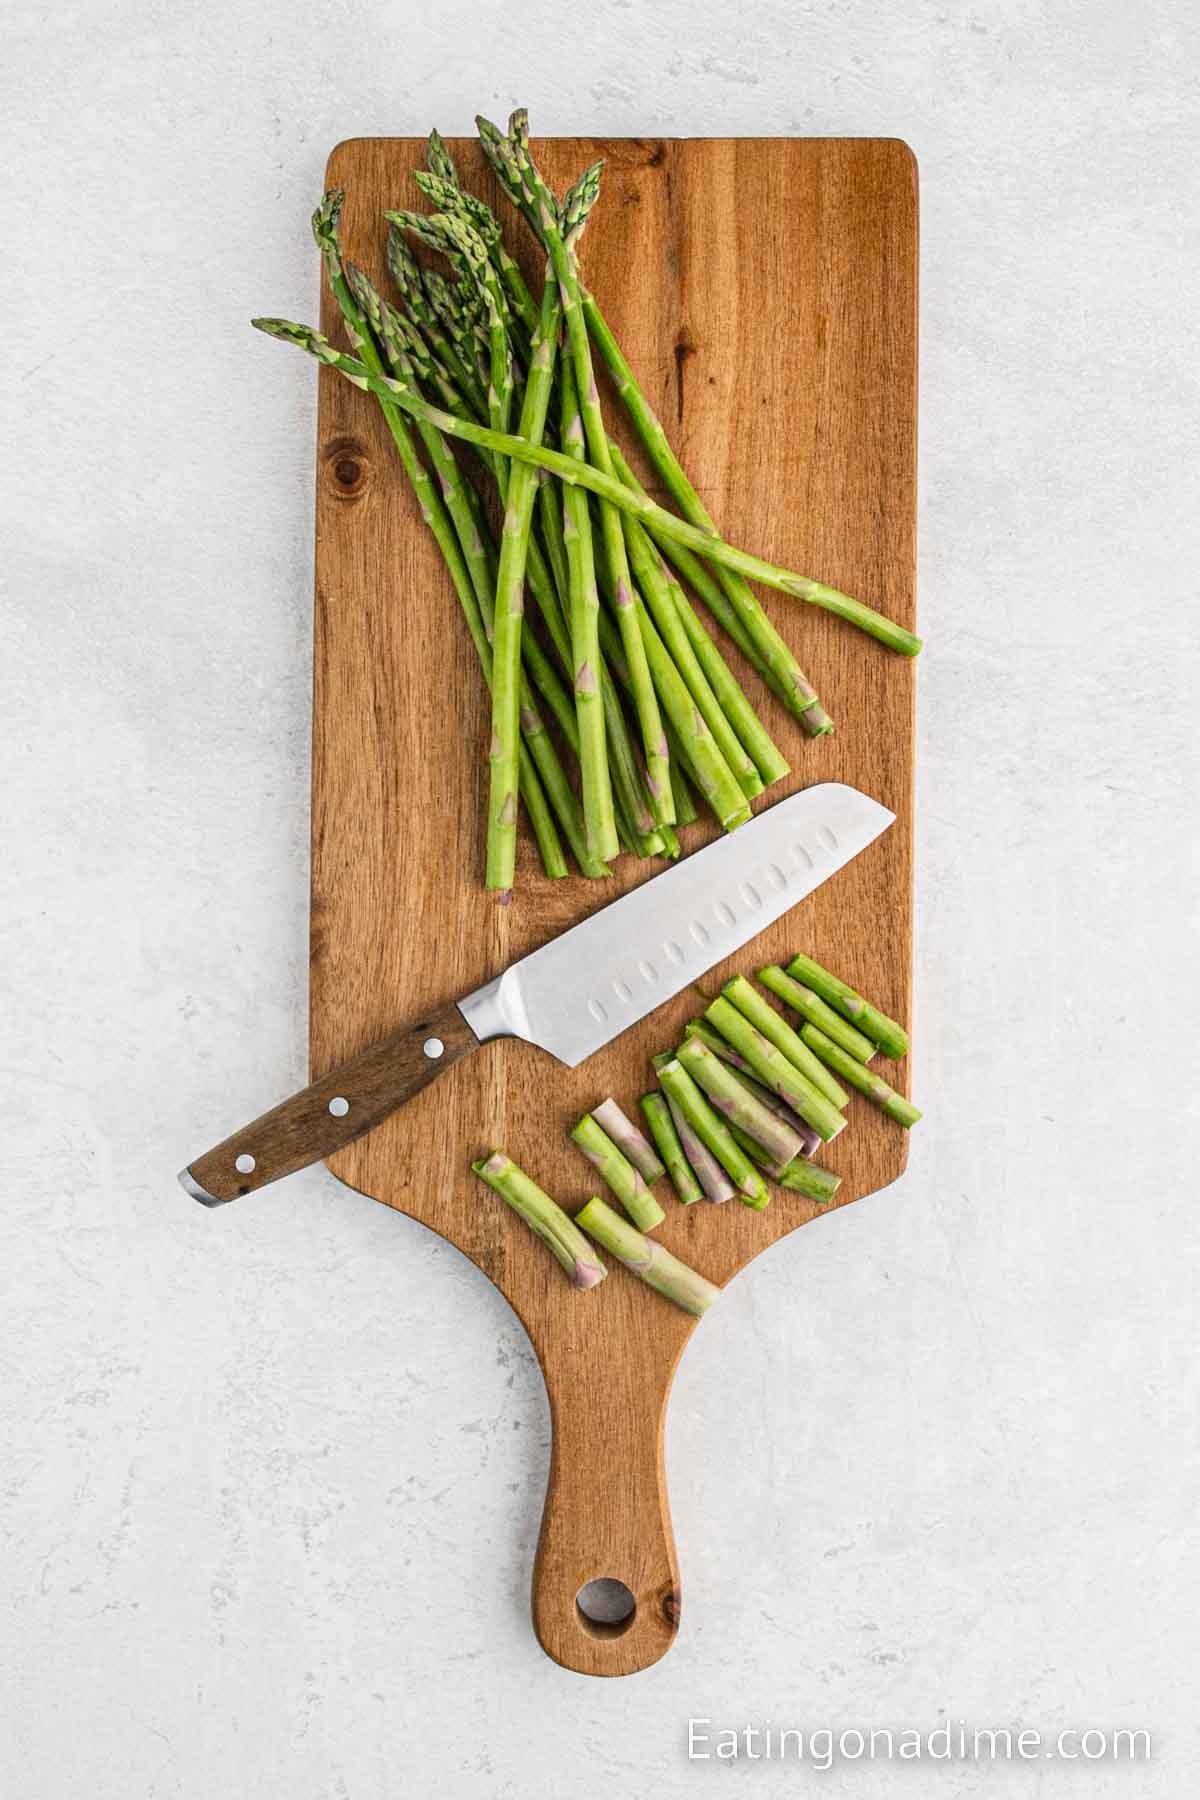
left=649, top=1056, right=736, bottom=1203
left=676, top=1037, right=806, bottom=1169
left=785, top=953, right=911, bottom=1060
left=657, top=1059, right=768, bottom=1208
left=576, top=1197, right=719, bottom=1317
left=799, top=1026, right=923, bottom=1128
left=722, top=974, right=849, bottom=1109
left=684, top=1024, right=826, bottom=1160
left=591, top=1097, right=666, bottom=1184
left=472, top=1153, right=607, bottom=1288
left=571, top=1112, right=665, bottom=1230
left=758, top=964, right=876, bottom=1063
left=703, top=995, right=847, bottom=1144
left=250, top=322, right=922, bottom=657
left=639, top=1093, right=704, bottom=1206
left=727, top=1129, right=843, bottom=1204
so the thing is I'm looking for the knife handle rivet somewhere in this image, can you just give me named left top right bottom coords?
left=234, top=1153, right=256, bottom=1175
left=328, top=1095, right=350, bottom=1117
left=423, top=1037, right=445, bottom=1059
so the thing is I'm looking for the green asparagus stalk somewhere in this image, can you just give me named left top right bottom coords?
left=758, top=964, right=876, bottom=1063
left=571, top=1113, right=665, bottom=1231
left=725, top=1127, right=843, bottom=1204
left=639, top=1093, right=704, bottom=1206
left=650, top=1062, right=736, bottom=1204
left=607, top=441, right=818, bottom=752
left=560, top=355, right=618, bottom=860
left=775, top=1158, right=843, bottom=1203
left=668, top=747, right=699, bottom=826
left=657, top=1058, right=768, bottom=1207
left=583, top=298, right=839, bottom=723
left=249, top=322, right=921, bottom=658
left=576, top=1197, right=719, bottom=1317
left=799, top=1026, right=923, bottom=1128
left=504, top=132, right=674, bottom=820
left=590, top=1098, right=665, bottom=1183
left=414, top=161, right=539, bottom=343
left=676, top=1037, right=806, bottom=1169
left=620, top=568, right=751, bottom=832
left=307, top=198, right=568, bottom=883
left=483, top=268, right=561, bottom=894
left=703, top=995, right=847, bottom=1144
left=721, top=974, right=849, bottom=1109
left=621, top=513, right=764, bottom=801
left=474, top=112, right=847, bottom=711
left=385, top=221, right=488, bottom=418
left=354, top=267, right=609, bottom=882
left=437, top=210, right=515, bottom=435
left=785, top=953, right=911, bottom=1060
left=473, top=1153, right=607, bottom=1287
left=425, top=127, right=459, bottom=184
left=683, top=1022, right=824, bottom=1160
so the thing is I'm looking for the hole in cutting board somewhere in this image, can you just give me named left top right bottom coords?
left=575, top=1578, right=636, bottom=1639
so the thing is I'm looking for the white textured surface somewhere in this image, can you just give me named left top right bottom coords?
left=3, top=1, right=1198, bottom=1793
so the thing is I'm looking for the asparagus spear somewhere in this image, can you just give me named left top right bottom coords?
left=799, top=1026, right=923, bottom=1128
left=385, top=220, right=488, bottom=418
left=307, top=197, right=568, bottom=883
left=721, top=974, right=849, bottom=1109
left=676, top=1037, right=806, bottom=1169
left=504, top=131, right=674, bottom=822
left=481, top=264, right=565, bottom=894
left=413, top=162, right=539, bottom=343
left=606, top=442, right=807, bottom=758
left=571, top=1113, right=666, bottom=1231
left=250, top=322, right=921, bottom=657
left=582, top=297, right=837, bottom=725
left=473, top=1153, right=606, bottom=1288
left=657, top=1058, right=768, bottom=1208
left=591, top=1098, right=665, bottom=1184
left=576, top=1197, right=718, bottom=1317
left=473, top=118, right=840, bottom=721
left=622, top=513, right=764, bottom=802
left=560, top=354, right=619, bottom=860
left=639, top=1093, right=704, bottom=1206
left=785, top=953, right=911, bottom=1060
left=352, top=266, right=610, bottom=883
left=619, top=566, right=751, bottom=832
left=758, top=964, right=876, bottom=1063
left=703, top=995, right=847, bottom=1144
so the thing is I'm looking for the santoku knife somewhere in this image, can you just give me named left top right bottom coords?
left=180, top=782, right=893, bottom=1206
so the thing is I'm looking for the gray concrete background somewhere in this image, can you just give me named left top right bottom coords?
left=3, top=0, right=1198, bottom=1793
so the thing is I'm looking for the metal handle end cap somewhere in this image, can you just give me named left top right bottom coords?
left=178, top=1167, right=228, bottom=1208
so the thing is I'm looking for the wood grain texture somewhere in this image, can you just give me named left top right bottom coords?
left=311, top=135, right=917, bottom=1676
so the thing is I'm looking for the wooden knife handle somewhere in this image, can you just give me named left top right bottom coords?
left=180, top=998, right=479, bottom=1205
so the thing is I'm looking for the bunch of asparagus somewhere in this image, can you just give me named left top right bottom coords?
left=254, top=110, right=922, bottom=897
left=471, top=952, right=916, bottom=1316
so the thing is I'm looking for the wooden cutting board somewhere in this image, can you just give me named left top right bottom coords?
left=311, top=135, right=917, bottom=1676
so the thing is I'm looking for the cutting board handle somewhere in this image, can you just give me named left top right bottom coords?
left=530, top=1324, right=682, bottom=1676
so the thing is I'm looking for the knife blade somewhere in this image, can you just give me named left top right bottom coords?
left=179, top=782, right=892, bottom=1206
